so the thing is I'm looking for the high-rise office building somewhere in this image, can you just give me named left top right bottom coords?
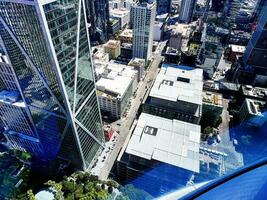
left=156, top=0, right=172, bottom=14
left=132, top=2, right=156, bottom=61
left=211, top=0, right=226, bottom=12
left=179, top=0, right=197, bottom=24
left=242, top=6, right=267, bottom=85
left=85, top=0, right=109, bottom=43
left=252, top=0, right=267, bottom=23
left=0, top=0, right=105, bottom=170
left=140, top=0, right=172, bottom=14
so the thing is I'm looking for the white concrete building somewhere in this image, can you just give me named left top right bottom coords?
left=110, top=8, right=130, bottom=29
left=239, top=98, right=267, bottom=128
left=92, top=47, right=110, bottom=62
left=167, top=22, right=197, bottom=51
left=116, top=113, right=201, bottom=192
left=132, top=2, right=156, bottom=61
left=153, top=21, right=163, bottom=41
left=143, top=64, right=203, bottom=124
left=109, top=0, right=137, bottom=10
left=95, top=62, right=138, bottom=119
left=126, top=113, right=201, bottom=172
left=128, top=58, right=145, bottom=81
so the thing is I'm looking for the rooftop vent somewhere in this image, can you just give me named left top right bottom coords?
left=177, top=77, right=190, bottom=83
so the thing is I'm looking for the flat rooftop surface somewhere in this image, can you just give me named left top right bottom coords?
left=126, top=113, right=201, bottom=173
left=149, top=64, right=203, bottom=105
left=96, top=75, right=132, bottom=97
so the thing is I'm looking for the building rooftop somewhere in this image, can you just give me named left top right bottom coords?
left=230, top=44, right=246, bottom=53
left=119, top=29, right=133, bottom=38
left=242, top=85, right=267, bottom=100
left=121, top=43, right=132, bottom=48
left=154, top=21, right=163, bottom=28
left=156, top=13, right=168, bottom=21
left=165, top=46, right=180, bottom=55
left=149, top=64, right=203, bottom=105
left=134, top=1, right=156, bottom=9
left=95, top=61, right=137, bottom=98
left=104, top=40, right=120, bottom=49
left=128, top=58, right=145, bottom=67
left=245, top=98, right=266, bottom=116
left=92, top=48, right=109, bottom=62
left=126, top=113, right=201, bottom=173
left=202, top=91, right=223, bottom=107
left=168, top=22, right=197, bottom=38
left=35, top=188, right=55, bottom=200
left=96, top=75, right=132, bottom=98
left=109, top=18, right=120, bottom=26
left=110, top=8, right=129, bottom=17
left=230, top=30, right=251, bottom=38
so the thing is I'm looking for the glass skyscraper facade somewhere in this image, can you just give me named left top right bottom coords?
left=179, top=0, right=197, bottom=24
left=0, top=0, right=104, bottom=170
left=156, top=0, right=172, bottom=14
left=85, top=0, right=109, bottom=43
left=243, top=6, right=267, bottom=85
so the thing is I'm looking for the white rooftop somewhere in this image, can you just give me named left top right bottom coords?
left=245, top=98, right=265, bottom=116
left=149, top=65, right=203, bottom=105
left=230, top=44, right=246, bottom=53
left=110, top=8, right=129, bottom=16
left=168, top=22, right=197, bottom=38
left=126, top=113, right=201, bottom=173
left=119, top=29, right=133, bottom=37
left=35, top=189, right=55, bottom=200
left=154, top=21, right=163, bottom=28
left=95, top=61, right=137, bottom=97
left=96, top=75, right=132, bottom=98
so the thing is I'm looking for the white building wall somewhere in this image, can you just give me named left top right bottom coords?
left=132, top=2, right=156, bottom=61
left=153, top=22, right=162, bottom=41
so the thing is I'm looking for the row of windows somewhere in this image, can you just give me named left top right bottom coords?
left=7, top=134, right=43, bottom=156
left=0, top=2, right=65, bottom=110
left=0, top=103, right=35, bottom=136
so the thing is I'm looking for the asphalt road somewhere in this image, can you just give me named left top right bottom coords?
left=97, top=41, right=167, bottom=180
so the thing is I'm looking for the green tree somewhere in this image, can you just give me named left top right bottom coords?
left=27, top=189, right=35, bottom=200
left=202, top=127, right=214, bottom=141
left=96, top=189, right=108, bottom=200
left=84, top=182, right=94, bottom=193
left=45, top=180, right=63, bottom=200
left=106, top=180, right=119, bottom=188
left=62, top=180, right=76, bottom=194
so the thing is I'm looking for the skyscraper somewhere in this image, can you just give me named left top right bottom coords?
left=0, top=0, right=105, bottom=170
left=179, top=0, right=197, bottom=24
left=132, top=2, right=156, bottom=61
left=156, top=0, right=172, bottom=14
left=211, top=0, right=226, bottom=12
left=252, top=0, right=267, bottom=23
left=85, top=0, right=109, bottom=43
left=140, top=0, right=172, bottom=14
left=242, top=6, right=267, bottom=85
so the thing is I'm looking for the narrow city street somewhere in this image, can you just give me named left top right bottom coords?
left=95, top=41, right=167, bottom=180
